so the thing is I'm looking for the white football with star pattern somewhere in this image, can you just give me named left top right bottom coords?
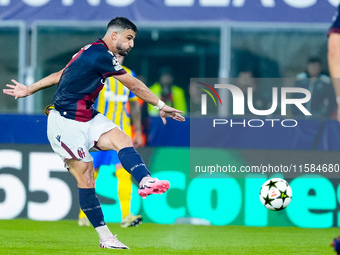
left=259, top=178, right=292, bottom=211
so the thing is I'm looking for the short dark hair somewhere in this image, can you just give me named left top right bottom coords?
left=307, top=56, right=321, bottom=64
left=107, top=17, right=138, bottom=34
left=159, top=66, right=173, bottom=77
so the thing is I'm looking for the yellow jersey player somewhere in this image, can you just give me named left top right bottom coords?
left=78, top=55, right=143, bottom=228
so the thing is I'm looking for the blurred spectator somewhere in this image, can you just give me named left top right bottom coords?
left=231, top=49, right=280, bottom=78
left=188, top=81, right=219, bottom=116
left=235, top=69, right=270, bottom=116
left=148, top=66, right=187, bottom=116
left=292, top=57, right=336, bottom=118
left=188, top=83, right=202, bottom=116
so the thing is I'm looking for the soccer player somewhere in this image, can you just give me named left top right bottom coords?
left=3, top=17, right=185, bottom=250
left=328, top=4, right=340, bottom=123
left=78, top=55, right=143, bottom=228
left=329, top=5, right=340, bottom=254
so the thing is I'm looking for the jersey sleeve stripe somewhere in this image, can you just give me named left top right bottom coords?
left=329, top=27, right=340, bottom=36
left=102, top=70, right=127, bottom=79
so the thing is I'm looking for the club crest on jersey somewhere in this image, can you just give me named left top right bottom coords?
left=77, top=147, right=86, bottom=159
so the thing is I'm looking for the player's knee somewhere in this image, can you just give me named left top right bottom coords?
left=84, top=177, right=96, bottom=188
left=68, top=160, right=96, bottom=188
left=79, top=172, right=95, bottom=188
left=117, top=132, right=134, bottom=150
left=83, top=164, right=96, bottom=187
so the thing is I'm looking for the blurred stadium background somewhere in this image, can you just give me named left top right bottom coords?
left=1, top=0, right=340, bottom=234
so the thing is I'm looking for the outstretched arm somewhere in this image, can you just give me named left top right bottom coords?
left=3, top=69, right=64, bottom=99
left=115, top=73, right=185, bottom=124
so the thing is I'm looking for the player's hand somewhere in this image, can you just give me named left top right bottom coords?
left=3, top=79, right=30, bottom=99
left=159, top=104, right=185, bottom=125
left=133, top=131, right=143, bottom=148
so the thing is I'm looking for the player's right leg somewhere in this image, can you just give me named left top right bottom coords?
left=67, top=159, right=129, bottom=249
left=78, top=168, right=99, bottom=227
left=96, top=127, right=170, bottom=198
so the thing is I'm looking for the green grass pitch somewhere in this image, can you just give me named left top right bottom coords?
left=0, top=219, right=338, bottom=254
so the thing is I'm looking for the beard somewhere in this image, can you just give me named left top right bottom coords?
left=116, top=43, right=131, bottom=56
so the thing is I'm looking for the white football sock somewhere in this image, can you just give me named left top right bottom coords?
left=95, top=225, right=113, bottom=239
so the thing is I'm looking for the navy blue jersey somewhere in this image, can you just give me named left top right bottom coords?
left=329, top=5, right=340, bottom=35
left=53, top=39, right=126, bottom=122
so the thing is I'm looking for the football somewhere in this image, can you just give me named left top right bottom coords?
left=259, top=178, right=292, bottom=211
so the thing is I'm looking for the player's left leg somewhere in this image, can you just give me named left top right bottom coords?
left=96, top=128, right=170, bottom=198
